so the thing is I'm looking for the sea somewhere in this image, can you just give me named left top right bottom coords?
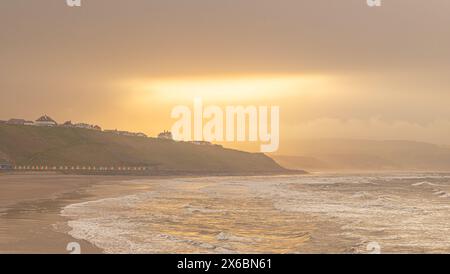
left=61, top=173, right=450, bottom=254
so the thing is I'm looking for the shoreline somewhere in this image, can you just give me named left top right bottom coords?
left=2, top=172, right=297, bottom=254
left=0, top=169, right=307, bottom=177
left=1, top=172, right=309, bottom=254
left=0, top=174, right=162, bottom=254
left=2, top=172, right=450, bottom=253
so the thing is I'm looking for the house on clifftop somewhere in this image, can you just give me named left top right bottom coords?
left=7, top=118, right=26, bottom=125
left=158, top=130, right=173, bottom=140
left=35, top=115, right=57, bottom=127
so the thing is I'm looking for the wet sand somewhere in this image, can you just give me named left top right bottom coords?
left=0, top=173, right=153, bottom=254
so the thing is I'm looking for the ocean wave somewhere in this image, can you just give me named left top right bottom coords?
left=60, top=173, right=450, bottom=253
left=411, top=181, right=444, bottom=187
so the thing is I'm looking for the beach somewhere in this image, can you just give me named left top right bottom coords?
left=0, top=173, right=155, bottom=254
left=2, top=173, right=450, bottom=254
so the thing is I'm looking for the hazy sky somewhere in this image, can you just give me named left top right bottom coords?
left=1, top=0, right=450, bottom=152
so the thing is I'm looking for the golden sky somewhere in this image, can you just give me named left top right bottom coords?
left=1, top=1, right=450, bottom=153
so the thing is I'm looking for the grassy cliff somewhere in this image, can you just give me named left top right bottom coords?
left=0, top=124, right=292, bottom=175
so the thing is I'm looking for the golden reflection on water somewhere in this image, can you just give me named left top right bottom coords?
left=64, top=174, right=450, bottom=254
left=132, top=181, right=313, bottom=253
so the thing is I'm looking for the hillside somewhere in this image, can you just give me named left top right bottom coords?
left=0, top=124, right=295, bottom=175
left=274, top=139, right=450, bottom=172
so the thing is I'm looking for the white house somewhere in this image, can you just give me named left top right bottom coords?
left=35, top=115, right=57, bottom=127
left=189, top=141, right=212, bottom=146
left=104, top=129, right=145, bottom=137
left=136, top=132, right=148, bottom=138
left=74, top=123, right=93, bottom=129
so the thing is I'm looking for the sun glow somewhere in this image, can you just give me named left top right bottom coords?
left=122, top=74, right=328, bottom=103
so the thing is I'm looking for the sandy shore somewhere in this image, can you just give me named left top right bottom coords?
left=0, top=173, right=154, bottom=254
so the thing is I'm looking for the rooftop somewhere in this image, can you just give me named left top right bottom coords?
left=36, top=115, right=56, bottom=123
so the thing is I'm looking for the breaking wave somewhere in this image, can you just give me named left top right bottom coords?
left=61, top=173, right=450, bottom=253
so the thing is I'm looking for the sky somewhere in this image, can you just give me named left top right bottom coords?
left=1, top=0, right=450, bottom=153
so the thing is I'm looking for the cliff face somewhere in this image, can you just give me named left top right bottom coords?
left=0, top=124, right=292, bottom=175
